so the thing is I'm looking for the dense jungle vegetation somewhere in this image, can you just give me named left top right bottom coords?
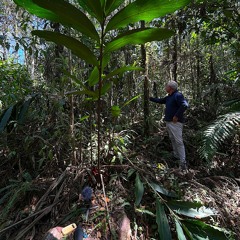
left=0, top=0, right=239, bottom=239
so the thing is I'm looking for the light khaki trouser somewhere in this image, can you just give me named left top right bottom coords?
left=166, top=122, right=186, bottom=164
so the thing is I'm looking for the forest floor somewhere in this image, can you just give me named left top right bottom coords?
left=0, top=121, right=240, bottom=240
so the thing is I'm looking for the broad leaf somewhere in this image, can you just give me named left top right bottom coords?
left=175, top=219, right=188, bottom=240
left=134, top=173, right=144, bottom=206
left=105, top=0, right=191, bottom=32
left=122, top=95, right=142, bottom=108
left=105, top=0, right=124, bottom=16
left=104, top=66, right=143, bottom=81
left=17, top=95, right=36, bottom=124
left=88, top=66, right=99, bottom=86
left=102, top=53, right=111, bottom=68
left=135, top=207, right=155, bottom=217
left=101, top=82, right=112, bottom=96
left=14, top=0, right=61, bottom=22
left=156, top=199, right=172, bottom=240
left=33, top=0, right=99, bottom=41
left=0, top=106, right=14, bottom=133
left=66, top=90, right=98, bottom=98
left=63, top=71, right=97, bottom=97
left=127, top=168, right=136, bottom=178
left=104, top=28, right=174, bottom=54
left=111, top=105, right=121, bottom=117
left=182, top=219, right=234, bottom=240
left=14, top=0, right=99, bottom=41
left=149, top=182, right=177, bottom=197
left=168, top=200, right=216, bottom=219
left=32, top=30, right=98, bottom=66
left=76, top=0, right=104, bottom=23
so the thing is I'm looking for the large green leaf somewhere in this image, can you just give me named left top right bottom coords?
left=156, top=199, right=172, bottom=240
left=88, top=66, right=99, bottom=86
left=76, top=0, right=104, bottom=23
left=134, top=173, right=144, bottom=206
left=104, top=28, right=174, bottom=54
left=17, top=95, right=36, bottom=124
left=32, top=30, right=98, bottom=66
left=0, top=106, right=13, bottom=133
left=149, top=181, right=177, bottom=197
left=168, top=200, right=216, bottom=219
left=34, top=0, right=99, bottom=41
left=105, top=0, right=124, bottom=16
left=175, top=219, right=188, bottom=240
left=101, top=82, right=112, bottom=96
left=63, top=71, right=97, bottom=97
left=14, top=0, right=60, bottom=22
left=104, top=66, right=143, bottom=81
left=182, top=219, right=234, bottom=240
left=105, top=0, right=191, bottom=32
left=14, top=0, right=99, bottom=41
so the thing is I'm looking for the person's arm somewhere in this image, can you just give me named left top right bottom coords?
left=174, top=94, right=188, bottom=119
left=149, top=97, right=166, bottom=104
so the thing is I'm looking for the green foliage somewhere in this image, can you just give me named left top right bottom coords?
left=0, top=94, right=37, bottom=133
left=199, top=111, right=240, bottom=161
left=134, top=173, right=144, bottom=206
left=13, top=0, right=190, bottom=97
left=105, top=0, right=190, bottom=31
left=156, top=199, right=172, bottom=240
left=13, top=0, right=191, bottom=167
left=182, top=219, right=234, bottom=240
left=149, top=181, right=177, bottom=198
left=167, top=200, right=216, bottom=218
left=0, top=179, right=32, bottom=225
left=32, top=30, right=98, bottom=66
left=132, top=172, right=233, bottom=239
left=0, top=59, right=31, bottom=108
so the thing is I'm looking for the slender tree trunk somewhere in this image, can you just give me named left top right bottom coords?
left=172, top=35, right=178, bottom=82
left=209, top=54, right=220, bottom=116
left=51, top=22, right=64, bottom=83
left=196, top=52, right=201, bottom=104
left=69, top=51, right=77, bottom=165
left=140, top=21, right=150, bottom=137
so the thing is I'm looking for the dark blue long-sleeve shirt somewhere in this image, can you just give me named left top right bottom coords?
left=150, top=90, right=188, bottom=123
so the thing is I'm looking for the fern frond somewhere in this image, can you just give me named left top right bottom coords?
left=221, top=98, right=240, bottom=113
left=199, top=112, right=240, bottom=161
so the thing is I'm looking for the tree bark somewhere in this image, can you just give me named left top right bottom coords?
left=172, top=35, right=178, bottom=82
left=140, top=21, right=150, bottom=137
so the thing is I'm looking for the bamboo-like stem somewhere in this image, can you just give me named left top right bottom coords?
left=97, top=19, right=106, bottom=172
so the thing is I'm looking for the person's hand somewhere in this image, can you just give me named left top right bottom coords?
left=172, top=116, right=178, bottom=123
left=45, top=226, right=63, bottom=240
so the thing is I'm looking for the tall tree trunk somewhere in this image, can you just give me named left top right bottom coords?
left=196, top=52, right=201, bottom=104
left=172, top=35, right=178, bottom=82
left=140, top=21, right=150, bottom=137
left=68, top=51, right=77, bottom=165
left=209, top=54, right=220, bottom=116
left=51, top=22, right=64, bottom=83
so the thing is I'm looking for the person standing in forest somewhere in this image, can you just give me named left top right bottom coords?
left=149, top=81, right=189, bottom=170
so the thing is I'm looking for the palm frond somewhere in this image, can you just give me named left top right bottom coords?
left=221, top=98, right=240, bottom=113
left=199, top=112, right=240, bottom=161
